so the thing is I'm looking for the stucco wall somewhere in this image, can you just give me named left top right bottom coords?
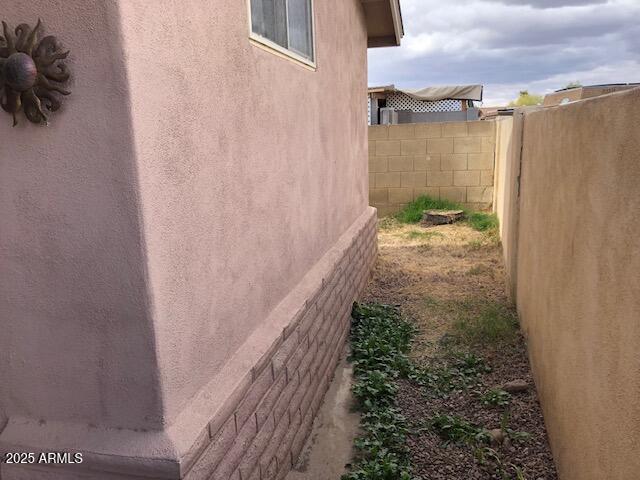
left=493, top=114, right=520, bottom=299
left=0, top=1, right=373, bottom=478
left=498, top=88, right=640, bottom=479
left=0, top=1, right=163, bottom=432
left=369, top=121, right=496, bottom=216
left=118, top=0, right=369, bottom=427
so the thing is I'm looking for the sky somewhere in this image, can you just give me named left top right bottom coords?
left=368, top=0, right=640, bottom=105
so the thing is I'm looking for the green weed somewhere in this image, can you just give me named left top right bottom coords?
left=344, top=304, right=421, bottom=480
left=394, top=195, right=500, bottom=235
left=350, top=304, right=415, bottom=379
left=467, top=211, right=499, bottom=233
left=423, top=297, right=519, bottom=347
left=480, top=388, right=512, bottom=407
left=474, top=446, right=529, bottom=480
left=430, top=414, right=490, bottom=445
left=410, top=351, right=490, bottom=395
left=499, top=412, right=532, bottom=444
left=352, top=370, right=398, bottom=408
left=356, top=408, right=410, bottom=455
left=394, top=196, right=464, bottom=224
left=342, top=450, right=415, bottom=480
left=507, top=429, right=532, bottom=443
left=451, top=301, right=519, bottom=347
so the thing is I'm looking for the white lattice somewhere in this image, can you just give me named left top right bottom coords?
left=387, top=92, right=462, bottom=113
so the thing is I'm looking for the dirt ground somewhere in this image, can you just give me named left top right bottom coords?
left=365, top=219, right=506, bottom=361
left=362, top=218, right=558, bottom=480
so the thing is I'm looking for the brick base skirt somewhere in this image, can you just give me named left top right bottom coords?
left=184, top=207, right=377, bottom=480
left=0, top=207, right=377, bottom=480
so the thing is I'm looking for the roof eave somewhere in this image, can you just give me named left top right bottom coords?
left=362, top=0, right=404, bottom=48
left=390, top=0, right=404, bottom=46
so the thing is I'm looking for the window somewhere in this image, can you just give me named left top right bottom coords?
left=250, top=0, right=315, bottom=65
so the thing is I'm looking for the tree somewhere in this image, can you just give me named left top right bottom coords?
left=508, top=90, right=543, bottom=107
left=564, top=81, right=582, bottom=89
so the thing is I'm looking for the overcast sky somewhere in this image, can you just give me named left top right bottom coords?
left=368, top=0, right=640, bottom=105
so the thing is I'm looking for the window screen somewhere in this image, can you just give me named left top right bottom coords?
left=250, top=0, right=314, bottom=62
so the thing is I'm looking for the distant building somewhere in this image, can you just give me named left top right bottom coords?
left=368, top=84, right=483, bottom=125
left=543, top=83, right=640, bottom=107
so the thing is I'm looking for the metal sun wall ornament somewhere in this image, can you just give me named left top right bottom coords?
left=0, top=19, right=71, bottom=126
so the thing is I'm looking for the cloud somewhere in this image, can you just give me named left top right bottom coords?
left=484, top=60, right=640, bottom=105
left=369, top=0, right=640, bottom=105
left=496, top=0, right=606, bottom=7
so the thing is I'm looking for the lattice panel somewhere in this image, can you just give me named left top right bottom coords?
left=387, top=92, right=462, bottom=113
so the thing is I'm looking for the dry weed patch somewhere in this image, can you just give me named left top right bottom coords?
left=358, top=220, right=557, bottom=479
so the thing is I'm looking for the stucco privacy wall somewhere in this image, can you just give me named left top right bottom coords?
left=0, top=1, right=375, bottom=479
left=492, top=114, right=521, bottom=299
left=369, top=121, right=496, bottom=216
left=496, top=89, right=640, bottom=479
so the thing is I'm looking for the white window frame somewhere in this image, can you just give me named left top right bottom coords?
left=247, top=0, right=317, bottom=70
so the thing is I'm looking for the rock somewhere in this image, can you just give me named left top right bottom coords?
left=503, top=436, right=512, bottom=450
left=488, top=428, right=506, bottom=446
left=502, top=379, right=529, bottom=393
left=421, top=209, right=465, bottom=226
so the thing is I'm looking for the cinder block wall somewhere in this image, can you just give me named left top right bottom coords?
left=369, top=121, right=496, bottom=216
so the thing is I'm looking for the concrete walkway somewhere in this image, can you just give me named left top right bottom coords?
left=287, top=349, right=360, bottom=480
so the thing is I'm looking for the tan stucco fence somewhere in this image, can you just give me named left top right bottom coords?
left=493, top=88, right=640, bottom=480
left=369, top=121, right=496, bottom=215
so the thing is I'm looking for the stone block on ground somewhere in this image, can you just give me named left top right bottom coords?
left=421, top=209, right=465, bottom=226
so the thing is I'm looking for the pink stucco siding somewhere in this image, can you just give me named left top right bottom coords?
left=0, top=1, right=163, bottom=432
left=0, top=1, right=373, bottom=478
left=118, top=0, right=370, bottom=426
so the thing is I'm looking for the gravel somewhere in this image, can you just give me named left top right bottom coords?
left=397, top=340, right=558, bottom=480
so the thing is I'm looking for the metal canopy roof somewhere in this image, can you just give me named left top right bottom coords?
left=368, top=85, right=484, bottom=102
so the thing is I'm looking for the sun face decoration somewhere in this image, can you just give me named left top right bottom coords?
left=0, top=19, right=71, bottom=126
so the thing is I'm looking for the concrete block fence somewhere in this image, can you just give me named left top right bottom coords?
left=369, top=121, right=496, bottom=216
